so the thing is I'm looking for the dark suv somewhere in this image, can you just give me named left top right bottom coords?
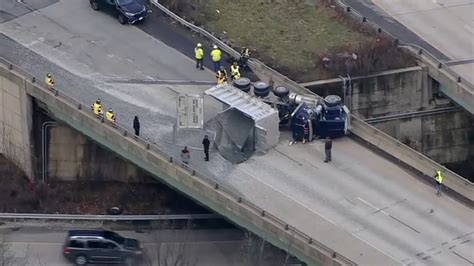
left=63, top=230, right=142, bottom=265
left=90, top=0, right=148, bottom=24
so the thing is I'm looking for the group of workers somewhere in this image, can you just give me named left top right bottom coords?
left=195, top=43, right=250, bottom=84
left=91, top=98, right=116, bottom=123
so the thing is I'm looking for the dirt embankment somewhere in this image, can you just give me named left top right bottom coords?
left=159, top=0, right=416, bottom=82
left=0, top=156, right=208, bottom=215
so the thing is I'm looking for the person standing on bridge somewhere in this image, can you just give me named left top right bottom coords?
left=230, top=61, right=241, bottom=81
left=181, top=146, right=190, bottom=165
left=210, top=45, right=222, bottom=72
left=133, top=116, right=140, bottom=136
left=434, top=170, right=443, bottom=196
left=202, top=135, right=210, bottom=162
left=195, top=43, right=204, bottom=70
left=91, top=98, right=103, bottom=118
left=324, top=136, right=332, bottom=163
left=45, top=73, right=55, bottom=90
left=106, top=108, right=116, bottom=123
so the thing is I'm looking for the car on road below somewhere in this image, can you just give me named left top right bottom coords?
left=63, top=229, right=142, bottom=265
left=90, top=0, right=148, bottom=24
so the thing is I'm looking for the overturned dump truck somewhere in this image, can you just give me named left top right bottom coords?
left=205, top=80, right=349, bottom=163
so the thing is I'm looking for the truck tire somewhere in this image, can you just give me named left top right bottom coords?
left=233, top=77, right=251, bottom=93
left=324, top=95, right=342, bottom=107
left=253, top=81, right=270, bottom=97
left=273, top=86, right=289, bottom=98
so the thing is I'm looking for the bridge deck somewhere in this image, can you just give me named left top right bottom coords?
left=0, top=0, right=472, bottom=265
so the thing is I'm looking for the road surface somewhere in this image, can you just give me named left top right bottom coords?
left=0, top=0, right=473, bottom=265
left=344, top=0, right=474, bottom=85
left=0, top=226, right=288, bottom=265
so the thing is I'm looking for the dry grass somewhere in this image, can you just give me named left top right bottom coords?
left=171, top=0, right=370, bottom=81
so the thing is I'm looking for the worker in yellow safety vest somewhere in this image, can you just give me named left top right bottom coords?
left=230, top=61, right=241, bottom=80
left=195, top=43, right=204, bottom=70
left=91, top=98, right=103, bottom=117
left=210, top=45, right=222, bottom=72
left=45, top=73, right=55, bottom=89
left=434, top=170, right=443, bottom=196
left=106, top=108, right=116, bottom=123
left=239, top=46, right=251, bottom=68
left=216, top=66, right=227, bottom=84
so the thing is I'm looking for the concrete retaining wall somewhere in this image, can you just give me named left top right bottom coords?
left=374, top=110, right=474, bottom=168
left=0, top=68, right=33, bottom=178
left=302, top=66, right=428, bottom=117
left=47, top=124, right=150, bottom=182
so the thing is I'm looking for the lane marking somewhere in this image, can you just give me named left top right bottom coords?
left=356, top=197, right=389, bottom=216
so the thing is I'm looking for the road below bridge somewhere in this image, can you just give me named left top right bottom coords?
left=0, top=0, right=473, bottom=265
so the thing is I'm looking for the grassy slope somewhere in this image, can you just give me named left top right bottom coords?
left=192, top=0, right=367, bottom=81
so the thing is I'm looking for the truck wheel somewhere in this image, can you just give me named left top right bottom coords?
left=233, top=77, right=251, bottom=92
left=324, top=95, right=342, bottom=107
left=253, top=81, right=270, bottom=97
left=273, top=86, right=289, bottom=98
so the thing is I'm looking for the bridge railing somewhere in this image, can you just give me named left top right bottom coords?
left=150, top=1, right=473, bottom=201
left=0, top=58, right=355, bottom=265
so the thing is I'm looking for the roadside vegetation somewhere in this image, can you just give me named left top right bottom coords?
left=160, top=0, right=416, bottom=81
left=0, top=155, right=208, bottom=215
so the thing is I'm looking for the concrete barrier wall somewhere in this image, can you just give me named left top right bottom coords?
left=0, top=67, right=33, bottom=178
left=1, top=62, right=355, bottom=266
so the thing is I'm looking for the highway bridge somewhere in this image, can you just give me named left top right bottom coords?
left=0, top=0, right=473, bottom=265
left=341, top=0, right=474, bottom=114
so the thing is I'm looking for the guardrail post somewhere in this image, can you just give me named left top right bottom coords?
left=8, top=64, right=13, bottom=70
left=332, top=252, right=337, bottom=258
left=54, top=90, right=59, bottom=96
left=438, top=63, right=442, bottom=69
left=261, top=210, right=265, bottom=217
left=123, top=131, right=127, bottom=137
left=214, top=183, right=219, bottom=190
left=145, top=143, right=150, bottom=150
left=77, top=104, right=82, bottom=110
left=308, top=238, right=313, bottom=244
left=346, top=6, right=351, bottom=12
left=169, top=157, right=173, bottom=163
left=284, top=224, right=289, bottom=230
left=31, top=77, right=35, bottom=83
left=362, top=17, right=367, bottom=22
left=457, top=77, right=462, bottom=83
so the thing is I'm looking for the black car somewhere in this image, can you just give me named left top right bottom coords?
left=90, top=0, right=148, bottom=24
left=63, top=230, right=142, bottom=265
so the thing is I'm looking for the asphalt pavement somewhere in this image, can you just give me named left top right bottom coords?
left=0, top=226, right=288, bottom=266
left=343, top=0, right=474, bottom=84
left=0, top=0, right=473, bottom=265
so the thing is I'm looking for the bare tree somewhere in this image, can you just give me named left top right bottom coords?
left=143, top=221, right=198, bottom=266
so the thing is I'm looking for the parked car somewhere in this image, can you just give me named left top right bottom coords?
left=63, top=229, right=142, bottom=265
left=89, top=0, right=148, bottom=24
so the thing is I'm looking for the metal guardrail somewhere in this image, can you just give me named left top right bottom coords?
left=0, top=59, right=355, bottom=265
left=0, top=213, right=219, bottom=221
